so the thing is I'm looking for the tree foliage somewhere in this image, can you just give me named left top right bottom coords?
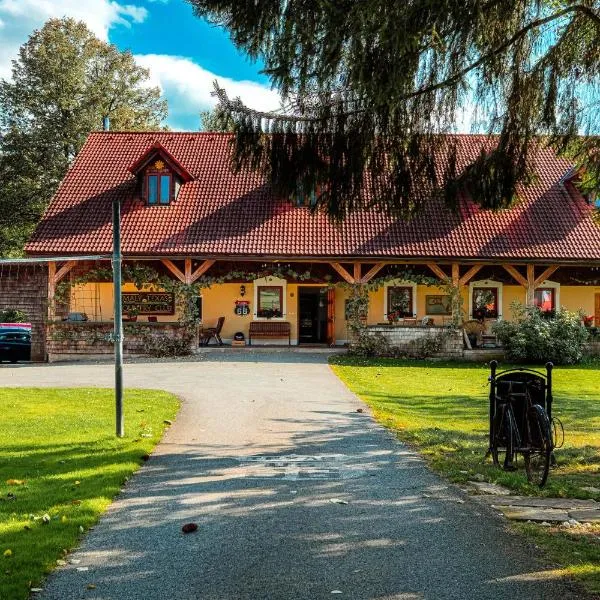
left=188, top=0, right=600, bottom=220
left=0, top=18, right=168, bottom=256
left=200, top=105, right=235, bottom=131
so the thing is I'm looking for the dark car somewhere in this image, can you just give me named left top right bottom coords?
left=0, top=328, right=31, bottom=363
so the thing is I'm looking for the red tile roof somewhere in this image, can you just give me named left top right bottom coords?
left=26, top=132, right=600, bottom=262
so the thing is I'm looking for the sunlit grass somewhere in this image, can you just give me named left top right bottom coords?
left=0, top=388, right=179, bottom=600
left=330, top=358, right=600, bottom=594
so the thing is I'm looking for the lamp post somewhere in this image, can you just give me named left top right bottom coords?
left=112, top=196, right=124, bottom=438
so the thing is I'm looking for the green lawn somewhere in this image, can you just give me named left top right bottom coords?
left=0, top=388, right=179, bottom=600
left=331, top=358, right=600, bottom=594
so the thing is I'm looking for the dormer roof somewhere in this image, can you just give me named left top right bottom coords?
left=128, top=141, right=193, bottom=182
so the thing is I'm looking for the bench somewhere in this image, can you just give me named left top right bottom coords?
left=249, top=321, right=291, bottom=346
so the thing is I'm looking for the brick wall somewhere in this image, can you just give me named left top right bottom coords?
left=367, top=325, right=464, bottom=359
left=47, top=321, right=196, bottom=361
left=0, top=264, right=47, bottom=361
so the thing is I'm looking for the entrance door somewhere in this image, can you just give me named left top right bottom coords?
left=595, top=293, right=600, bottom=327
left=298, top=287, right=328, bottom=344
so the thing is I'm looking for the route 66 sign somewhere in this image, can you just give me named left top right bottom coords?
left=234, top=300, right=250, bottom=316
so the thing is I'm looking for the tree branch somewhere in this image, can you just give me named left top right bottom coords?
left=214, top=4, right=599, bottom=124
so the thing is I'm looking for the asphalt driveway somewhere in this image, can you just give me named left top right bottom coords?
left=2, top=354, right=584, bottom=599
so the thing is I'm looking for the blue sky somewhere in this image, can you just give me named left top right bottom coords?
left=0, top=0, right=280, bottom=130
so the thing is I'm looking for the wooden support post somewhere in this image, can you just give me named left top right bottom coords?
left=330, top=262, right=355, bottom=284
left=451, top=263, right=460, bottom=322
left=361, top=262, right=385, bottom=284
left=451, top=263, right=460, bottom=287
left=161, top=259, right=186, bottom=283
left=501, top=264, right=528, bottom=287
left=47, top=261, right=56, bottom=321
left=534, top=265, right=559, bottom=287
left=190, top=259, right=216, bottom=284
left=526, top=264, right=535, bottom=306
left=426, top=263, right=449, bottom=282
left=353, top=263, right=362, bottom=283
left=184, top=258, right=192, bottom=285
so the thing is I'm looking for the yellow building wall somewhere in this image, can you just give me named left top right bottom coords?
left=70, top=280, right=600, bottom=345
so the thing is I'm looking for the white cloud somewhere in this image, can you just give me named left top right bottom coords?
left=0, top=0, right=148, bottom=80
left=135, top=53, right=282, bottom=130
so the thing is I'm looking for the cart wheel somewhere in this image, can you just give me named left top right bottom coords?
left=524, top=405, right=552, bottom=487
left=491, top=404, right=517, bottom=471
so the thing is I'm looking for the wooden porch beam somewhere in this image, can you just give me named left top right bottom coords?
left=526, top=264, right=535, bottom=306
left=534, top=265, right=559, bottom=287
left=161, top=259, right=186, bottom=283
left=452, top=263, right=460, bottom=287
left=502, top=264, right=528, bottom=287
left=53, top=260, right=77, bottom=284
left=353, top=262, right=361, bottom=283
left=360, top=262, right=385, bottom=284
left=184, top=258, right=192, bottom=285
left=190, top=259, right=216, bottom=284
left=459, top=264, right=483, bottom=287
left=426, top=263, right=449, bottom=282
left=330, top=262, right=355, bottom=284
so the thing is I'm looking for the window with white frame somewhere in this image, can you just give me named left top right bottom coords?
left=253, top=276, right=287, bottom=319
left=469, top=280, right=503, bottom=319
left=383, top=280, right=417, bottom=321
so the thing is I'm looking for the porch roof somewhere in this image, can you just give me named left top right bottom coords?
left=26, top=132, right=600, bottom=263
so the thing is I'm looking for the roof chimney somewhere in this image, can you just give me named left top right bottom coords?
left=102, top=115, right=110, bottom=131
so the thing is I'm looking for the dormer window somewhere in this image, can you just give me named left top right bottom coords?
left=146, top=160, right=172, bottom=205
left=293, top=182, right=318, bottom=207
left=128, top=142, right=193, bottom=207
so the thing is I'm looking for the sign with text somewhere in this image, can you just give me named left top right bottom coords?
left=122, top=292, right=174, bottom=315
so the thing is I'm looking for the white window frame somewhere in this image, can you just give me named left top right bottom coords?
left=469, top=280, right=503, bottom=319
left=253, top=276, right=287, bottom=320
left=535, top=280, right=560, bottom=311
left=383, top=280, right=417, bottom=320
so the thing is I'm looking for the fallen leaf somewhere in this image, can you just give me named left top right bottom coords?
left=6, top=479, right=25, bottom=486
left=71, top=500, right=81, bottom=506
left=3, top=549, right=12, bottom=558
left=74, top=481, right=80, bottom=486
left=87, top=584, right=96, bottom=590
left=79, top=526, right=84, bottom=533
left=76, top=567, right=89, bottom=572
left=163, top=419, right=173, bottom=425
left=42, top=514, right=51, bottom=524
left=61, top=516, right=68, bottom=523
left=23, top=525, right=31, bottom=531
left=181, top=523, right=198, bottom=534
left=329, top=498, right=349, bottom=505
left=356, top=408, right=364, bottom=413
left=30, top=588, right=43, bottom=593
left=56, top=559, right=67, bottom=566
left=331, top=591, right=343, bottom=594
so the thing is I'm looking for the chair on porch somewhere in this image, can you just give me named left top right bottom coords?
left=199, top=316, right=225, bottom=346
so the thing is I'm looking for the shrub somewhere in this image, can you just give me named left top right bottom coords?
left=0, top=308, right=28, bottom=323
left=493, top=302, right=589, bottom=365
left=348, top=329, right=391, bottom=357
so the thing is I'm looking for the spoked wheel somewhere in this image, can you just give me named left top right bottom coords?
left=524, top=405, right=552, bottom=487
left=491, top=404, right=518, bottom=471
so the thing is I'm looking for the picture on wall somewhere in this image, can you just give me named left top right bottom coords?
left=425, top=294, right=452, bottom=315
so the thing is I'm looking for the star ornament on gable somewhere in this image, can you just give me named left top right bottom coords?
left=154, top=160, right=165, bottom=170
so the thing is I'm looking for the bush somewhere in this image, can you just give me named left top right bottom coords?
left=0, top=308, right=28, bottom=323
left=493, top=302, right=589, bottom=365
left=348, top=329, right=391, bottom=357
left=143, top=335, right=193, bottom=358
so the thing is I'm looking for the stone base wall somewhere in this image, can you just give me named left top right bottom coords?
left=367, top=325, right=464, bottom=359
left=0, top=264, right=47, bottom=361
left=47, top=322, right=196, bottom=360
